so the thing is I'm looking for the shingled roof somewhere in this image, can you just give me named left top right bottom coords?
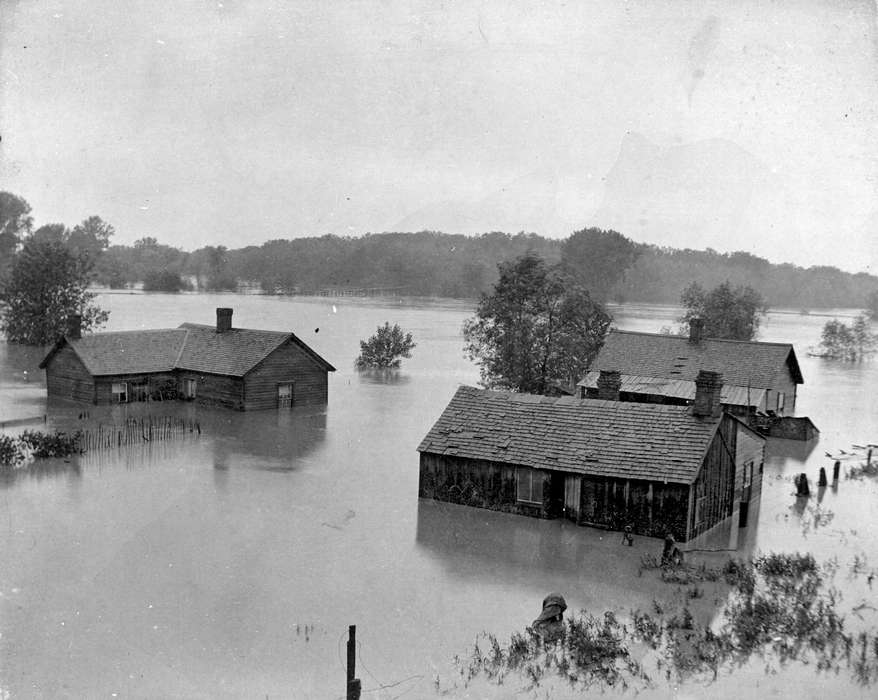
left=579, top=330, right=802, bottom=390
left=417, top=386, right=731, bottom=484
left=40, top=324, right=335, bottom=377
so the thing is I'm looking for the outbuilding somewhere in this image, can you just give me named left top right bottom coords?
left=39, top=308, right=335, bottom=410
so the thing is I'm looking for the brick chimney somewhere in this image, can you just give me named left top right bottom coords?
left=693, top=370, right=723, bottom=417
left=66, top=314, right=82, bottom=340
left=216, top=308, right=233, bottom=333
left=597, top=370, right=622, bottom=401
left=689, top=318, right=704, bottom=344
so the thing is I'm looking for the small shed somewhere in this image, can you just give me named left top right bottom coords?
left=39, top=308, right=335, bottom=410
left=418, top=375, right=765, bottom=543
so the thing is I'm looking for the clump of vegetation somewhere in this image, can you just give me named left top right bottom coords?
left=818, top=315, right=876, bottom=359
left=450, top=553, right=878, bottom=694
left=678, top=280, right=768, bottom=341
left=0, top=430, right=83, bottom=468
left=355, top=322, right=416, bottom=369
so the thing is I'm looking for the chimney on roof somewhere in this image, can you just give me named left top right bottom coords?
left=693, top=370, right=723, bottom=417
left=597, top=369, right=621, bottom=401
left=216, top=307, right=233, bottom=333
left=689, top=318, right=704, bottom=344
left=66, top=314, right=82, bottom=340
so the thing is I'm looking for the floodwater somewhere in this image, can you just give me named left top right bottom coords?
left=0, top=294, right=876, bottom=699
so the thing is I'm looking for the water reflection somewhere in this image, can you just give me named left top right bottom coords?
left=355, top=368, right=412, bottom=385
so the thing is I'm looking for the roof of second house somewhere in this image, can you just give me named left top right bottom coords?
left=579, top=330, right=803, bottom=389
left=579, top=371, right=767, bottom=408
left=417, top=386, right=744, bottom=484
left=39, top=324, right=336, bottom=376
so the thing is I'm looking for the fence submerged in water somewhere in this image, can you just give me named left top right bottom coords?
left=1, top=415, right=201, bottom=469
left=79, top=416, right=201, bottom=452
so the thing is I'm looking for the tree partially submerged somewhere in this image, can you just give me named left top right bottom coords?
left=819, top=315, right=876, bottom=360
left=0, top=238, right=109, bottom=344
left=463, top=252, right=612, bottom=394
left=679, top=281, right=767, bottom=341
left=355, top=322, right=416, bottom=369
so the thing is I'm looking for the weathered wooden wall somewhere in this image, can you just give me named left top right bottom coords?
left=44, top=346, right=95, bottom=403
left=578, top=476, right=689, bottom=541
left=688, top=417, right=737, bottom=540
left=93, top=373, right=177, bottom=404
left=766, top=366, right=798, bottom=415
left=195, top=373, right=245, bottom=410
left=418, top=453, right=552, bottom=518
left=244, top=339, right=329, bottom=409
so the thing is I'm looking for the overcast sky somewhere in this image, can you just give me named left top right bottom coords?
left=1, top=0, right=876, bottom=273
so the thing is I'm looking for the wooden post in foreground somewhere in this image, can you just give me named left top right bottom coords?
left=347, top=625, right=361, bottom=700
left=833, top=460, right=841, bottom=482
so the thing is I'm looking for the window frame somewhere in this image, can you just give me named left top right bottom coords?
left=111, top=381, right=128, bottom=403
left=516, top=466, right=544, bottom=505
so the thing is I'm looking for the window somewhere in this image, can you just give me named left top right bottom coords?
left=777, top=391, right=785, bottom=413
left=516, top=467, right=544, bottom=504
left=743, top=460, right=753, bottom=488
left=277, top=382, right=293, bottom=408
left=111, top=382, right=127, bottom=403
left=182, top=378, right=197, bottom=399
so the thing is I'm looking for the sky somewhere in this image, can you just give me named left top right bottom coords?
left=1, top=0, right=877, bottom=273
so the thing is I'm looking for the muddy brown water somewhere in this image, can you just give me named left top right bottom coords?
left=0, top=293, right=876, bottom=698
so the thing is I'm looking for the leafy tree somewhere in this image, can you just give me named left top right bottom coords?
left=821, top=315, right=877, bottom=359
left=0, top=237, right=109, bottom=344
left=679, top=281, right=767, bottom=340
left=67, top=215, right=114, bottom=263
left=143, top=269, right=189, bottom=292
left=355, top=322, right=416, bottom=368
left=463, top=252, right=612, bottom=394
left=560, top=227, right=642, bottom=302
left=0, top=192, right=33, bottom=276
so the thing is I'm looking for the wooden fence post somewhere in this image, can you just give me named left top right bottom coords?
left=346, top=625, right=361, bottom=700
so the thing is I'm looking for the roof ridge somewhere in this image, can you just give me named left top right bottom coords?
left=610, top=329, right=793, bottom=348
left=173, top=328, right=190, bottom=368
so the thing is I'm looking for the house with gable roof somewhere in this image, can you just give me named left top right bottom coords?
left=577, top=319, right=803, bottom=417
left=39, top=308, right=335, bottom=410
left=418, top=370, right=765, bottom=542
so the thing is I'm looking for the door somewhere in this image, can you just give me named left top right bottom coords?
left=563, top=474, right=581, bottom=522
left=182, top=378, right=197, bottom=399
left=277, top=382, right=293, bottom=408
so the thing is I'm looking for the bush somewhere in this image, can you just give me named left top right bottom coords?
left=355, top=322, right=416, bottom=369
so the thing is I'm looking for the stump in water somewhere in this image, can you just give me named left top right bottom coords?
left=796, top=472, right=810, bottom=497
left=833, top=460, right=841, bottom=482
left=818, top=467, right=827, bottom=487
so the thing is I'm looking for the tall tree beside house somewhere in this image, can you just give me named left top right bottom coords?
left=0, top=237, right=109, bottom=344
left=355, top=322, right=416, bottom=369
left=0, top=192, right=34, bottom=279
left=679, top=280, right=768, bottom=341
left=463, top=252, right=612, bottom=394
left=560, top=227, right=642, bottom=302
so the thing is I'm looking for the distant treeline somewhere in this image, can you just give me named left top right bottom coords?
left=95, top=231, right=878, bottom=310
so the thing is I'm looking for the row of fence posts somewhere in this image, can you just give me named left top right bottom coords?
left=79, top=416, right=201, bottom=453
left=795, top=448, right=873, bottom=497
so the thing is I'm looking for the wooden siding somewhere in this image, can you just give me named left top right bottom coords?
left=44, top=346, right=95, bottom=403
left=419, top=452, right=693, bottom=541
left=688, top=416, right=738, bottom=540
left=734, top=424, right=765, bottom=504
left=766, top=365, right=798, bottom=415
left=93, top=373, right=178, bottom=404
left=418, top=453, right=553, bottom=519
left=578, top=476, right=689, bottom=541
left=244, top=339, right=329, bottom=410
left=195, top=373, right=245, bottom=410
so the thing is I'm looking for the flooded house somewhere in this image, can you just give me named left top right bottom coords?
left=417, top=372, right=765, bottom=542
left=38, top=308, right=335, bottom=410
left=577, top=319, right=803, bottom=418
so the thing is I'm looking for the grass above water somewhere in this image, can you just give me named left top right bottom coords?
left=449, top=553, right=878, bottom=695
